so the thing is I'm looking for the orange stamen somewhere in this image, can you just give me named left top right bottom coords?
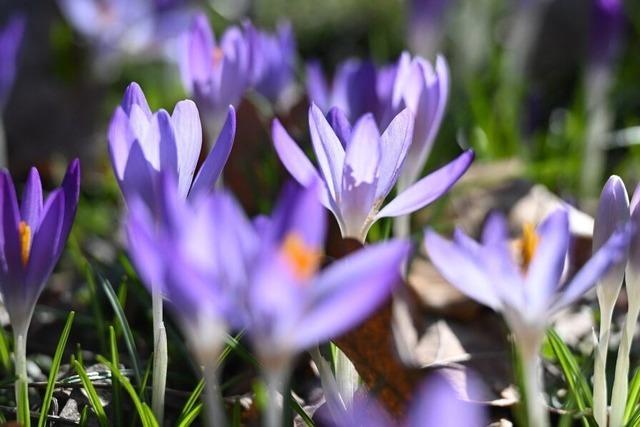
left=281, top=233, right=321, bottom=280
left=18, top=221, right=31, bottom=267
left=212, top=47, right=224, bottom=67
left=519, top=222, right=539, bottom=272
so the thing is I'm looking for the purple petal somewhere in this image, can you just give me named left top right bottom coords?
left=308, top=103, right=345, bottom=200
left=122, top=141, right=156, bottom=210
left=182, top=13, right=214, bottom=90
left=121, top=82, right=151, bottom=118
left=524, top=210, right=570, bottom=314
left=553, top=223, right=632, bottom=313
left=190, top=105, right=236, bottom=198
left=424, top=228, right=502, bottom=310
left=0, top=14, right=24, bottom=108
left=171, top=100, right=202, bottom=198
left=126, top=197, right=165, bottom=290
left=292, top=240, right=409, bottom=350
left=339, top=114, right=381, bottom=238
left=407, top=373, right=486, bottom=427
left=25, top=189, right=65, bottom=294
left=59, top=159, right=80, bottom=255
left=327, top=107, right=351, bottom=147
left=376, top=149, right=473, bottom=219
left=107, top=107, right=135, bottom=180
left=375, top=108, right=415, bottom=200
left=0, top=171, right=23, bottom=278
left=592, top=175, right=629, bottom=294
left=306, top=61, right=330, bottom=112
left=152, top=110, right=178, bottom=174
left=20, top=168, right=43, bottom=228
left=334, top=59, right=378, bottom=120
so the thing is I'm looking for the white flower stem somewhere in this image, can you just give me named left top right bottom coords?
left=203, top=364, right=226, bottom=427
left=594, top=300, right=615, bottom=427
left=393, top=215, right=411, bottom=239
left=13, top=329, right=29, bottom=427
left=522, top=348, right=548, bottom=427
left=609, top=302, right=640, bottom=427
left=334, top=348, right=359, bottom=407
left=309, top=347, right=346, bottom=420
left=151, top=289, right=167, bottom=424
left=263, top=364, right=290, bottom=427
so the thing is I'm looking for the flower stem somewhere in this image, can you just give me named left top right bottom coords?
left=522, top=349, right=548, bottom=427
left=334, top=348, right=359, bottom=407
left=263, top=364, right=290, bottom=427
left=151, top=289, right=167, bottom=424
left=609, top=302, right=640, bottom=427
left=203, top=364, right=226, bottom=427
left=594, top=300, right=615, bottom=427
left=13, top=330, right=29, bottom=427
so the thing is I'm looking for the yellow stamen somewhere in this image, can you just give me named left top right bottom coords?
left=18, top=221, right=31, bottom=267
left=212, top=47, right=224, bottom=67
left=281, top=233, right=322, bottom=280
left=519, top=222, right=539, bottom=272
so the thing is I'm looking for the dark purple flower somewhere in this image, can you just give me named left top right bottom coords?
left=246, top=21, right=297, bottom=106
left=0, top=160, right=80, bottom=333
left=108, top=82, right=236, bottom=210
left=589, top=0, right=624, bottom=68
left=179, top=13, right=250, bottom=130
left=273, top=104, right=472, bottom=241
left=0, top=15, right=25, bottom=110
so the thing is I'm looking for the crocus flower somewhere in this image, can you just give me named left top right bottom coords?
left=407, top=0, right=449, bottom=58
left=108, top=82, right=236, bottom=210
left=0, top=14, right=24, bottom=110
left=0, top=160, right=80, bottom=334
left=245, top=21, right=296, bottom=107
left=384, top=53, right=449, bottom=192
left=424, top=209, right=630, bottom=427
left=325, top=373, right=485, bottom=427
left=273, top=104, right=473, bottom=241
left=179, top=13, right=250, bottom=133
left=58, top=0, right=193, bottom=63
left=306, top=59, right=383, bottom=122
left=126, top=177, right=409, bottom=427
left=589, top=0, right=624, bottom=70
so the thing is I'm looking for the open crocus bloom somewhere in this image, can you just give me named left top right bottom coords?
left=108, top=82, right=235, bottom=210
left=424, top=209, right=630, bottom=345
left=0, top=14, right=24, bottom=110
left=273, top=104, right=473, bottom=241
left=179, top=12, right=250, bottom=129
left=0, top=160, right=80, bottom=334
left=126, top=176, right=409, bottom=367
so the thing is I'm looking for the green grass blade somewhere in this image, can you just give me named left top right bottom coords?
left=96, top=355, right=157, bottom=427
left=176, top=378, right=204, bottom=423
left=98, top=274, right=142, bottom=385
left=176, top=404, right=202, bottom=427
left=625, top=368, right=640, bottom=424
left=84, top=263, right=107, bottom=354
left=71, top=359, right=109, bottom=427
left=289, top=394, right=314, bottom=427
left=546, top=329, right=594, bottom=426
left=109, top=326, right=123, bottom=427
left=37, top=311, right=75, bottom=427
left=0, top=327, right=11, bottom=373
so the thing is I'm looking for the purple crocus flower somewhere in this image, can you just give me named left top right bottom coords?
left=179, top=13, right=250, bottom=132
left=0, top=160, right=80, bottom=334
left=273, top=104, right=473, bottom=241
left=108, top=82, right=235, bottom=210
left=385, top=53, right=449, bottom=191
left=589, top=0, right=624, bottom=69
left=306, top=59, right=382, bottom=122
left=245, top=21, right=296, bottom=107
left=425, top=209, right=630, bottom=426
left=58, top=0, right=193, bottom=62
left=0, top=15, right=25, bottom=110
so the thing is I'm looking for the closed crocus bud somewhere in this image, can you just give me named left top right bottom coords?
left=594, top=175, right=629, bottom=305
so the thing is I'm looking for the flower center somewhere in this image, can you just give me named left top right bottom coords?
left=18, top=221, right=32, bottom=267
left=518, top=222, right=539, bottom=272
left=212, top=47, right=224, bottom=67
left=281, top=233, right=321, bottom=280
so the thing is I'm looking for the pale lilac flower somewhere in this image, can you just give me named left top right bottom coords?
left=245, top=21, right=296, bottom=107
left=273, top=104, right=473, bottom=241
left=179, top=13, right=250, bottom=131
left=407, top=0, right=449, bottom=57
left=108, top=82, right=235, bottom=210
left=58, top=0, right=193, bottom=61
left=0, top=14, right=25, bottom=110
left=0, top=160, right=80, bottom=334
